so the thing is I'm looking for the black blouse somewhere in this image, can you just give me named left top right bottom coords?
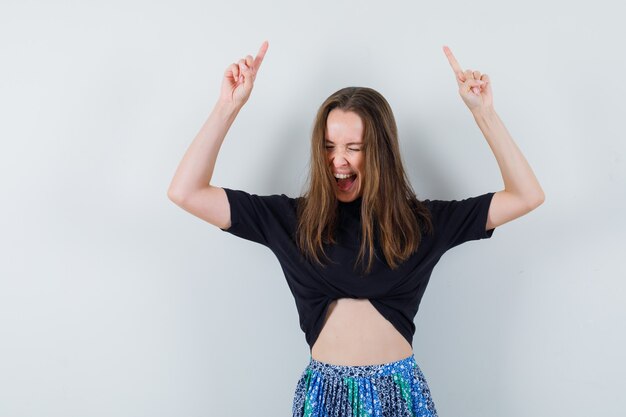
left=219, top=187, right=496, bottom=352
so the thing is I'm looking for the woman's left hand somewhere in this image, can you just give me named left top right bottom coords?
left=443, top=45, right=493, bottom=112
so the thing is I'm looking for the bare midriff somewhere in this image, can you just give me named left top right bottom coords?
left=310, top=298, right=414, bottom=366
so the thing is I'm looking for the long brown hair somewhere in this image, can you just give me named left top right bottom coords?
left=296, top=87, right=433, bottom=275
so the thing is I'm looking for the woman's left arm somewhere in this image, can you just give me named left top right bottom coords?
left=443, top=46, right=545, bottom=230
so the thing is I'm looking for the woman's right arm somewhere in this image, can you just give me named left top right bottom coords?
left=167, top=41, right=269, bottom=230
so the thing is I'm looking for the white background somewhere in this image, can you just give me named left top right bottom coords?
left=1, top=1, right=624, bottom=416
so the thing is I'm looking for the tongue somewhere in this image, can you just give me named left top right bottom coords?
left=338, top=175, right=356, bottom=191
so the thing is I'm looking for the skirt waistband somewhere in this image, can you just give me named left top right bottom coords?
left=306, top=353, right=417, bottom=378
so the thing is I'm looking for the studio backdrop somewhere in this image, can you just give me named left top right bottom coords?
left=1, top=1, right=624, bottom=416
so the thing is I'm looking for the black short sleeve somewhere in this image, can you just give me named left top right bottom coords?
left=219, top=187, right=293, bottom=247
left=424, top=192, right=496, bottom=251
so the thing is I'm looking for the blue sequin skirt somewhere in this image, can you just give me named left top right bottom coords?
left=292, top=353, right=438, bottom=417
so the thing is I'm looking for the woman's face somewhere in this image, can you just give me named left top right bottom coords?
left=325, top=108, right=365, bottom=203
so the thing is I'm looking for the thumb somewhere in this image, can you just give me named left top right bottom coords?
left=463, top=78, right=485, bottom=93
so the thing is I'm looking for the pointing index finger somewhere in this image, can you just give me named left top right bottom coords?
left=443, top=45, right=463, bottom=75
left=253, top=40, right=269, bottom=70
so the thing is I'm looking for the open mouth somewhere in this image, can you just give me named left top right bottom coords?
left=336, top=174, right=357, bottom=191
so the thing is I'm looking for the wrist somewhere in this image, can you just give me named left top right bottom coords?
left=213, top=99, right=241, bottom=121
left=471, top=105, right=496, bottom=119
left=471, top=105, right=500, bottom=133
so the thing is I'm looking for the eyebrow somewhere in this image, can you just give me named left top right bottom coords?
left=324, top=139, right=363, bottom=145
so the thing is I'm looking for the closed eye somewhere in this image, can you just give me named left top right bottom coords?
left=325, top=145, right=361, bottom=151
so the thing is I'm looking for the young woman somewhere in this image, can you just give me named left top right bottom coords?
left=167, top=40, right=545, bottom=417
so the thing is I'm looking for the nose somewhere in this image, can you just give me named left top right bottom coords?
left=329, top=148, right=349, bottom=167
left=332, top=153, right=347, bottom=163
left=331, top=156, right=349, bottom=171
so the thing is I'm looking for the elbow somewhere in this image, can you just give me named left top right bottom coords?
left=167, top=188, right=186, bottom=205
left=527, top=190, right=546, bottom=210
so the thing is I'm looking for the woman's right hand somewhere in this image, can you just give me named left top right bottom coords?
left=219, top=40, right=269, bottom=110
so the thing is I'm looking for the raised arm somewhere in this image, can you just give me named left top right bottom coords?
left=442, top=45, right=545, bottom=231
left=167, top=41, right=269, bottom=229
